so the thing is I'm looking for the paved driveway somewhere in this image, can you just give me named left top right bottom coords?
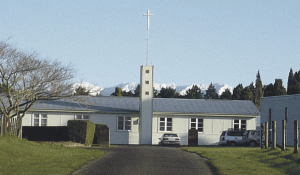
left=71, top=145, right=213, bottom=175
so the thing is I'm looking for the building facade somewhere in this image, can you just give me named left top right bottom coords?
left=21, top=64, right=260, bottom=145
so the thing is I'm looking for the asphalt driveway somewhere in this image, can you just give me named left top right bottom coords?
left=71, top=145, right=213, bottom=175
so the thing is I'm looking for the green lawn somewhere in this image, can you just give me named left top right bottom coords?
left=181, top=146, right=300, bottom=175
left=0, top=134, right=104, bottom=175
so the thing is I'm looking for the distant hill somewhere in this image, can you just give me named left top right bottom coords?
left=73, top=82, right=233, bottom=97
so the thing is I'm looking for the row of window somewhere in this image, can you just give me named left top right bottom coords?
left=32, top=114, right=247, bottom=132
left=118, top=117, right=246, bottom=132
left=32, top=114, right=89, bottom=126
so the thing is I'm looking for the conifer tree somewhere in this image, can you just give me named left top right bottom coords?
left=241, top=87, right=253, bottom=101
left=220, top=88, right=232, bottom=99
left=263, top=83, right=274, bottom=97
left=254, top=71, right=263, bottom=110
left=185, top=85, right=202, bottom=99
left=204, top=83, right=218, bottom=99
left=249, top=82, right=255, bottom=103
left=232, top=84, right=243, bottom=100
left=111, top=87, right=122, bottom=96
left=287, top=68, right=295, bottom=94
left=273, top=79, right=287, bottom=96
left=158, top=87, right=177, bottom=98
left=133, top=84, right=140, bottom=97
left=287, top=68, right=300, bottom=95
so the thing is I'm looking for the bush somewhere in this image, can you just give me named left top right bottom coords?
left=94, top=124, right=110, bottom=146
left=67, top=120, right=95, bottom=146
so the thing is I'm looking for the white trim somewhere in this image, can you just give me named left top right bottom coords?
left=232, top=119, right=247, bottom=130
left=158, top=117, right=172, bottom=132
left=74, top=114, right=90, bottom=121
left=190, top=117, right=204, bottom=133
left=32, top=113, right=47, bottom=126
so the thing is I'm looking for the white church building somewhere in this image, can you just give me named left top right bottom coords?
left=21, top=10, right=260, bottom=145
left=21, top=65, right=260, bottom=145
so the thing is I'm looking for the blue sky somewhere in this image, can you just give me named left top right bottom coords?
left=1, top=0, right=299, bottom=88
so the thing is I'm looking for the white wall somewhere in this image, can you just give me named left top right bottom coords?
left=152, top=115, right=258, bottom=145
left=23, top=111, right=140, bottom=145
left=23, top=112, right=74, bottom=126
left=91, top=113, right=140, bottom=145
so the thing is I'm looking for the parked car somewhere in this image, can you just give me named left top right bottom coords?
left=242, top=130, right=260, bottom=147
left=219, top=130, right=260, bottom=147
left=219, top=130, right=246, bottom=146
left=158, top=133, right=181, bottom=146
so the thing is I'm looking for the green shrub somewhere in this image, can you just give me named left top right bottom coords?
left=85, top=121, right=95, bottom=146
left=94, top=124, right=110, bottom=146
left=67, top=120, right=95, bottom=146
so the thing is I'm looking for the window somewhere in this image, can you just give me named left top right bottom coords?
left=145, top=81, right=150, bottom=84
left=33, top=114, right=47, bottom=126
left=118, top=116, right=131, bottom=131
left=190, top=118, right=203, bottom=132
left=159, top=117, right=172, bottom=132
left=145, top=91, right=149, bottom=95
left=233, top=119, right=246, bottom=130
left=75, top=114, right=89, bottom=120
left=145, top=70, right=150, bottom=74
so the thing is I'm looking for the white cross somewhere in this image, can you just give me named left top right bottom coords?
left=143, top=9, right=154, bottom=30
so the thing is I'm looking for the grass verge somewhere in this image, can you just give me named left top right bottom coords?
left=0, top=134, right=104, bottom=175
left=181, top=146, right=300, bottom=175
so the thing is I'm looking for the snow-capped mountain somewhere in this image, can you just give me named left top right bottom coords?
left=73, top=82, right=233, bottom=97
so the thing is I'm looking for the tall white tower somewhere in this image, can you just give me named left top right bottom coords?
left=139, top=9, right=154, bottom=144
left=139, top=65, right=154, bottom=144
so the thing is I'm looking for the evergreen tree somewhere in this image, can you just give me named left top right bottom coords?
left=153, top=87, right=158, bottom=98
left=232, top=84, right=243, bottom=100
left=241, top=86, right=253, bottom=101
left=74, top=86, right=90, bottom=96
left=249, top=82, right=255, bottom=103
left=158, top=87, right=177, bottom=98
left=133, top=84, right=140, bottom=97
left=287, top=68, right=299, bottom=94
left=111, top=87, right=122, bottom=96
left=254, top=71, right=263, bottom=110
left=184, top=85, right=202, bottom=99
left=122, top=90, right=133, bottom=96
left=273, top=79, right=287, bottom=96
left=264, top=79, right=287, bottom=97
left=220, top=88, right=232, bottom=99
left=204, top=83, right=218, bottom=99
left=263, top=84, right=274, bottom=97
left=294, top=70, right=300, bottom=82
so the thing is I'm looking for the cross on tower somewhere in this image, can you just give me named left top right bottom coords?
left=143, top=9, right=154, bottom=30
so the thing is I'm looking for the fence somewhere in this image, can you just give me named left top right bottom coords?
left=261, top=120, right=299, bottom=153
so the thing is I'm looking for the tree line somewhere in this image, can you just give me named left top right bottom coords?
left=102, top=68, right=300, bottom=111
left=74, top=68, right=300, bottom=112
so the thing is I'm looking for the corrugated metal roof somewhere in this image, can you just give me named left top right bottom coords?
left=153, top=98, right=260, bottom=115
left=30, top=96, right=140, bottom=112
left=29, top=96, right=260, bottom=115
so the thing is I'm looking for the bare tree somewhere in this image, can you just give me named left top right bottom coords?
left=0, top=41, right=74, bottom=136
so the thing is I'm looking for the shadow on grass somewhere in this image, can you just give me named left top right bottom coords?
left=181, top=148, right=220, bottom=175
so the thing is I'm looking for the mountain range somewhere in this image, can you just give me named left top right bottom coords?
left=72, top=82, right=234, bottom=97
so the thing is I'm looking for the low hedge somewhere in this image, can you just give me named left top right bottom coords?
left=93, top=124, right=109, bottom=146
left=67, top=120, right=95, bottom=146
